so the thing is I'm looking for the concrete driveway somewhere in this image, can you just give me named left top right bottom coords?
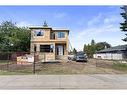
left=0, top=74, right=127, bottom=89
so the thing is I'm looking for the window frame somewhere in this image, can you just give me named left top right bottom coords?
left=34, top=29, right=44, bottom=36
left=57, top=32, right=65, bottom=38
left=40, top=45, right=54, bottom=53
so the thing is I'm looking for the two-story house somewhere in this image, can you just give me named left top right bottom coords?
left=29, top=22, right=69, bottom=62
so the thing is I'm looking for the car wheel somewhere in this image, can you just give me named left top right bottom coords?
left=68, top=57, right=71, bottom=60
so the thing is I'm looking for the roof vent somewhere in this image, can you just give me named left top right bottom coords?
left=43, top=21, right=48, bottom=27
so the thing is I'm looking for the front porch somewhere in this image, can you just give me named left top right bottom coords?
left=31, top=42, right=68, bottom=62
left=55, top=43, right=68, bottom=60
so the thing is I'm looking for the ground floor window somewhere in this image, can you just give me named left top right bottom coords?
left=40, top=45, right=54, bottom=52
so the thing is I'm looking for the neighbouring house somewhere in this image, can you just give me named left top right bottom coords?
left=93, top=45, right=127, bottom=60
left=29, top=22, right=69, bottom=62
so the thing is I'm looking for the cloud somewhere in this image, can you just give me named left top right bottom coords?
left=70, top=13, right=123, bottom=51
left=77, top=14, right=120, bottom=39
left=87, top=13, right=102, bottom=26
left=16, top=21, right=32, bottom=27
left=78, top=24, right=119, bottom=38
left=103, top=15, right=121, bottom=24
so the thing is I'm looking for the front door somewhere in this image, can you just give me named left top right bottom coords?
left=57, top=45, right=64, bottom=55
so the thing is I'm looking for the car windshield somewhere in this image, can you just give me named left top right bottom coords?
left=77, top=52, right=85, bottom=55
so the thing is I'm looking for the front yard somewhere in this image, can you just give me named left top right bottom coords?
left=0, top=59, right=127, bottom=75
left=36, top=59, right=127, bottom=74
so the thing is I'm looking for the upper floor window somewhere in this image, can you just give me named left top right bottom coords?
left=57, top=32, right=65, bottom=38
left=50, top=32, right=55, bottom=39
left=34, top=30, right=44, bottom=36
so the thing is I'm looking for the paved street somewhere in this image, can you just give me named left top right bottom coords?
left=0, top=74, right=127, bottom=89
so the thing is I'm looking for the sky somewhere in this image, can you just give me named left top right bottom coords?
left=0, top=6, right=126, bottom=51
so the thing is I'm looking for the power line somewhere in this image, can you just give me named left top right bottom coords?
left=68, top=39, right=73, bottom=52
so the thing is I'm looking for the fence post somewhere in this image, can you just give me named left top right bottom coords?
left=44, top=53, right=46, bottom=62
left=33, top=52, right=36, bottom=74
left=96, top=58, right=97, bottom=67
left=7, top=53, right=9, bottom=71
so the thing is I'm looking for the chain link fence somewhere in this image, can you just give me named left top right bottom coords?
left=0, top=52, right=45, bottom=74
left=95, top=58, right=127, bottom=70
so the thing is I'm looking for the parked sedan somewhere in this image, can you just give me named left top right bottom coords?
left=68, top=53, right=76, bottom=61
left=76, top=51, right=87, bottom=62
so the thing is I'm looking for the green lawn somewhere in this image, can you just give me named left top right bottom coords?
left=113, top=61, right=127, bottom=71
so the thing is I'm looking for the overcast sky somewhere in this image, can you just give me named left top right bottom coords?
left=0, top=6, right=126, bottom=51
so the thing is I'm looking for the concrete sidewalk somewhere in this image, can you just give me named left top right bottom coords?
left=0, top=74, right=127, bottom=89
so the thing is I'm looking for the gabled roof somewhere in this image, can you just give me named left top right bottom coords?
left=96, top=45, right=127, bottom=53
left=29, top=26, right=52, bottom=29
left=29, top=26, right=69, bottom=34
left=29, top=22, right=69, bottom=33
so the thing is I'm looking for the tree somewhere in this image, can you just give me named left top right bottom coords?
left=83, top=40, right=111, bottom=58
left=0, top=21, right=17, bottom=51
left=16, top=27, right=30, bottom=51
left=91, top=39, right=95, bottom=45
left=120, top=6, right=127, bottom=41
left=83, top=43, right=96, bottom=58
left=73, top=48, right=77, bottom=55
left=0, top=21, right=30, bottom=52
left=96, top=42, right=111, bottom=51
left=91, top=39, right=96, bottom=55
left=83, top=44, right=87, bottom=52
left=86, top=44, right=93, bottom=58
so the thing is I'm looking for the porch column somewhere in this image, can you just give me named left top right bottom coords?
left=36, top=44, right=40, bottom=52
left=30, top=43, right=34, bottom=52
left=53, top=43, right=55, bottom=53
left=66, top=41, right=69, bottom=55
